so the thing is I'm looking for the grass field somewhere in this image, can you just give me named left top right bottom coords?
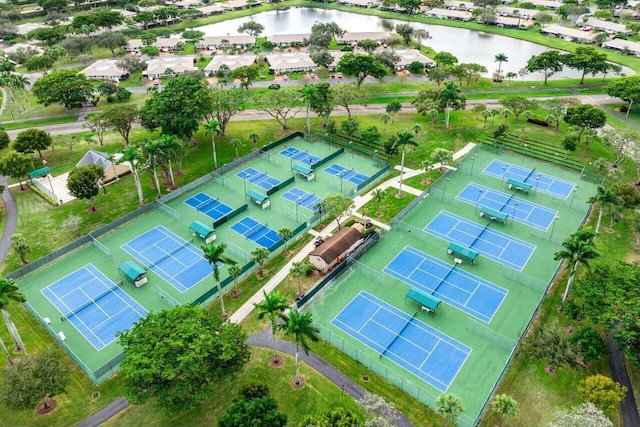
left=357, top=187, right=416, bottom=223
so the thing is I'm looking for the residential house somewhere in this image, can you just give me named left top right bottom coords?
left=614, top=8, right=639, bottom=18
left=493, top=16, right=534, bottom=28
left=112, top=8, right=137, bottom=18
left=204, top=53, right=257, bottom=74
left=495, top=6, right=537, bottom=19
left=382, top=49, right=435, bottom=69
left=221, top=0, right=254, bottom=10
left=338, top=0, right=381, bottom=7
left=198, top=4, right=224, bottom=15
left=2, top=43, right=45, bottom=57
left=602, top=38, right=640, bottom=56
left=144, top=56, right=196, bottom=79
left=308, top=225, right=364, bottom=273
left=265, top=52, right=316, bottom=73
left=267, top=34, right=311, bottom=47
left=336, top=31, right=390, bottom=44
left=444, top=1, right=474, bottom=11
left=425, top=8, right=473, bottom=21
left=81, top=59, right=129, bottom=81
left=541, top=25, right=596, bottom=43
left=153, top=38, right=184, bottom=52
left=525, top=0, right=563, bottom=9
left=196, top=35, right=256, bottom=50
left=174, top=0, right=202, bottom=8
left=583, top=18, right=631, bottom=35
left=125, top=39, right=144, bottom=53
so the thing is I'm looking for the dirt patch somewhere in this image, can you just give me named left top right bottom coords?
left=36, top=399, right=57, bottom=415
left=604, top=228, right=615, bottom=234
left=87, top=208, right=100, bottom=215
left=291, top=376, right=306, bottom=389
left=375, top=212, right=383, bottom=217
left=545, top=365, right=556, bottom=375
left=269, top=355, right=285, bottom=368
left=394, top=193, right=404, bottom=199
left=231, top=290, right=241, bottom=299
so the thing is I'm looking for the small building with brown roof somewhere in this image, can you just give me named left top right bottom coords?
left=309, top=224, right=364, bottom=273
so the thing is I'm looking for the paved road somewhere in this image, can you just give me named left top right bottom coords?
left=0, top=176, right=18, bottom=265
left=608, top=326, right=640, bottom=427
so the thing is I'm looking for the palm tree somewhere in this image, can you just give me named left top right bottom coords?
left=251, top=247, right=270, bottom=277
left=494, top=53, right=508, bottom=77
left=372, top=188, right=384, bottom=215
left=554, top=229, right=600, bottom=303
left=481, top=109, right=491, bottom=129
left=521, top=110, right=534, bottom=130
left=204, top=120, right=222, bottom=171
left=254, top=291, right=289, bottom=364
left=290, top=261, right=307, bottom=297
left=491, top=394, right=519, bottom=426
left=505, top=71, right=517, bottom=85
left=587, top=186, right=615, bottom=233
left=427, top=109, right=439, bottom=129
left=490, top=109, right=500, bottom=126
left=380, top=113, right=391, bottom=132
left=502, top=108, right=512, bottom=125
left=283, top=310, right=320, bottom=386
left=248, top=132, right=260, bottom=151
left=230, top=138, right=241, bottom=159
left=202, top=242, right=233, bottom=316
left=142, top=137, right=164, bottom=196
left=118, top=145, right=146, bottom=207
left=0, top=277, right=26, bottom=356
left=159, top=134, right=180, bottom=189
left=435, top=393, right=464, bottom=427
left=438, top=82, right=465, bottom=129
left=228, top=262, right=242, bottom=297
left=412, top=124, right=422, bottom=139
left=277, top=227, right=293, bottom=255
left=392, top=131, right=419, bottom=196
left=313, top=201, right=325, bottom=226
left=302, top=85, right=317, bottom=134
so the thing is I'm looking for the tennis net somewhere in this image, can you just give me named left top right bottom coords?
left=90, top=234, right=111, bottom=258
left=379, top=311, right=417, bottom=359
left=432, top=264, right=456, bottom=295
left=248, top=171, right=267, bottom=183
left=61, top=281, right=122, bottom=321
left=197, top=197, right=217, bottom=211
left=299, top=192, right=315, bottom=205
left=470, top=223, right=490, bottom=247
left=155, top=201, right=180, bottom=221
left=501, top=192, right=517, bottom=211
left=147, top=238, right=193, bottom=270
left=524, top=167, right=536, bottom=181
left=246, top=224, right=266, bottom=239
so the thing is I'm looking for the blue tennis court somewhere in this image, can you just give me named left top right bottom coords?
left=425, top=211, right=536, bottom=271
left=332, top=291, right=471, bottom=392
left=457, top=183, right=558, bottom=231
left=324, top=163, right=370, bottom=186
left=384, top=246, right=507, bottom=323
left=121, top=225, right=212, bottom=293
left=482, top=159, right=575, bottom=199
left=230, top=216, right=282, bottom=249
left=282, top=187, right=322, bottom=210
left=185, top=192, right=233, bottom=220
left=280, top=146, right=321, bottom=165
left=41, top=264, right=147, bottom=350
left=236, top=167, right=281, bottom=190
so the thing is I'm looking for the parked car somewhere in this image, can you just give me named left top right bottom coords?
left=404, top=70, right=411, bottom=76
left=337, top=72, right=343, bottom=78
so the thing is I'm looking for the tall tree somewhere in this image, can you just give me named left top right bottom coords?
left=391, top=131, right=418, bottom=196
left=499, top=96, right=536, bottom=120
left=101, top=105, right=139, bottom=145
left=491, top=394, right=519, bottom=427
left=203, top=120, right=222, bottom=171
left=301, top=85, right=317, bottom=134
left=254, top=291, right=289, bottom=365
left=283, top=310, right=320, bottom=386
left=332, top=83, right=367, bottom=118
left=324, top=194, right=355, bottom=229
left=13, top=128, right=52, bottom=158
left=66, top=164, right=105, bottom=211
left=0, top=277, right=26, bottom=354
left=308, top=82, right=334, bottom=127
left=372, top=188, right=384, bottom=215
left=254, top=87, right=302, bottom=131
left=337, top=53, right=387, bottom=89
left=564, top=104, right=607, bottom=141
left=142, top=138, right=164, bottom=196
left=605, top=75, right=639, bottom=117
left=158, top=134, right=180, bottom=189
left=435, top=393, right=464, bottom=427
left=119, top=305, right=249, bottom=412
left=202, top=242, right=233, bottom=317
left=0, top=345, right=70, bottom=411
left=10, top=234, right=30, bottom=266
left=207, top=87, right=247, bottom=135
left=564, top=47, right=609, bottom=85
left=578, top=375, right=626, bottom=413
left=554, top=228, right=600, bottom=303
left=0, top=152, right=32, bottom=191
left=494, top=53, right=508, bottom=76
left=526, top=51, right=566, bottom=85
left=237, top=21, right=264, bottom=37
left=118, top=145, right=146, bottom=207
left=218, top=384, right=287, bottom=427
left=31, top=69, right=94, bottom=108
left=84, top=114, right=109, bottom=147
left=141, top=76, right=211, bottom=139
left=251, top=247, right=271, bottom=278
left=227, top=263, right=242, bottom=297
left=438, top=82, right=466, bottom=129
left=587, top=186, right=616, bottom=233
left=290, top=261, right=308, bottom=297
left=277, top=227, right=293, bottom=255
left=395, top=23, right=414, bottom=45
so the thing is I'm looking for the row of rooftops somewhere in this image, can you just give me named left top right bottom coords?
left=80, top=48, right=434, bottom=80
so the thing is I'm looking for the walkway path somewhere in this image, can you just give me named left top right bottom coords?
left=608, top=326, right=640, bottom=427
left=0, top=176, right=18, bottom=265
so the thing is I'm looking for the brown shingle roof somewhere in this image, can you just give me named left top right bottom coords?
left=310, top=227, right=362, bottom=264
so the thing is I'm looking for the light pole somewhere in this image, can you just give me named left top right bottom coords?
left=469, top=154, right=477, bottom=176
left=339, top=171, right=344, bottom=193
left=295, top=197, right=301, bottom=223
left=512, top=202, right=519, bottom=225
left=475, top=189, right=483, bottom=213
left=373, top=150, right=378, bottom=168
left=441, top=178, right=450, bottom=201
left=550, top=215, right=559, bottom=241
left=534, top=175, right=540, bottom=196
left=243, top=178, right=247, bottom=195
left=501, top=165, right=507, bottom=182
left=42, top=160, right=55, bottom=195
left=569, top=185, right=579, bottom=209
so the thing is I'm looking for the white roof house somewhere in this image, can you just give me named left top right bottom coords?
left=15, top=23, right=49, bottom=36
left=494, top=16, right=534, bottom=28
left=198, top=4, right=224, bottom=15
left=81, top=59, right=129, bottom=81
left=204, top=54, right=257, bottom=73
left=2, top=43, right=45, bottom=56
left=174, top=0, right=202, bottom=8
left=383, top=49, right=436, bottom=69
left=541, top=25, right=596, bottom=43
left=338, top=0, right=381, bottom=7
left=221, top=0, right=254, bottom=10
left=336, top=32, right=390, bottom=44
left=425, top=8, right=473, bottom=21
left=614, top=8, right=638, bottom=18
left=196, top=35, right=256, bottom=49
left=602, top=38, right=640, bottom=56
left=112, top=8, right=137, bottom=18
left=153, top=38, right=184, bottom=51
left=265, top=52, right=316, bottom=73
left=267, top=34, right=311, bottom=46
left=525, top=0, right=563, bottom=8
left=496, top=6, right=537, bottom=18
left=584, top=18, right=631, bottom=35
left=144, top=56, right=196, bottom=78
left=443, top=1, right=474, bottom=10
left=125, top=39, right=144, bottom=52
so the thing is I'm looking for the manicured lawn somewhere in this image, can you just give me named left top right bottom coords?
left=2, top=115, right=79, bottom=131
left=357, top=187, right=416, bottom=223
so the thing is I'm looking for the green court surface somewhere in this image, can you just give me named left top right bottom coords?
left=16, top=134, right=389, bottom=383
left=303, top=148, right=597, bottom=426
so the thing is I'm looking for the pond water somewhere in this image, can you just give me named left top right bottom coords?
left=196, top=7, right=633, bottom=80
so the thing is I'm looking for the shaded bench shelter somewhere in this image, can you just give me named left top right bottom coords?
left=406, top=287, right=441, bottom=314
left=189, top=221, right=216, bottom=243
left=118, top=260, right=148, bottom=288
left=480, top=207, right=508, bottom=225
left=292, top=163, right=315, bottom=181
left=507, top=178, right=532, bottom=194
left=447, top=242, right=479, bottom=264
left=246, top=188, right=270, bottom=209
